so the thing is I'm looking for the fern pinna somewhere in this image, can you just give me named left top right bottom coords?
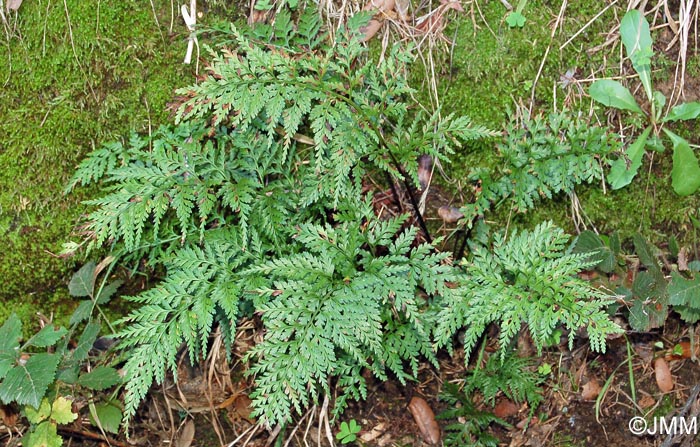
left=67, top=11, right=493, bottom=426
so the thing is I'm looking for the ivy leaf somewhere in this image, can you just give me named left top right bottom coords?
left=27, top=325, right=67, bottom=348
left=0, top=314, right=22, bottom=380
left=51, top=396, right=78, bottom=424
left=23, top=420, right=62, bottom=447
left=68, top=262, right=96, bottom=298
left=607, top=126, right=651, bottom=189
left=90, top=402, right=123, bottom=434
left=589, top=80, right=643, bottom=114
left=0, top=353, right=59, bottom=408
left=663, top=102, right=700, bottom=122
left=78, top=366, right=121, bottom=391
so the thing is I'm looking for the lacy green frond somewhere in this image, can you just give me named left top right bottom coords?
left=435, top=221, right=622, bottom=362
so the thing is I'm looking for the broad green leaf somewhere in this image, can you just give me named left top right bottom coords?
left=69, top=300, right=93, bottom=326
left=78, top=366, right=120, bottom=390
left=572, top=231, right=616, bottom=273
left=72, top=321, right=101, bottom=362
left=607, top=126, right=651, bottom=189
left=668, top=271, right=700, bottom=307
left=620, top=10, right=653, bottom=100
left=629, top=270, right=668, bottom=331
left=68, top=262, right=96, bottom=297
left=0, top=353, right=59, bottom=408
left=23, top=421, right=62, bottom=447
left=664, top=101, right=700, bottom=122
left=90, top=402, right=122, bottom=434
left=590, top=79, right=643, bottom=113
left=665, top=130, right=700, bottom=196
left=0, top=314, right=22, bottom=380
left=51, top=396, right=77, bottom=424
left=28, top=325, right=67, bottom=348
left=25, top=398, right=52, bottom=424
left=95, top=280, right=123, bottom=305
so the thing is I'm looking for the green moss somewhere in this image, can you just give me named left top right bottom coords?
left=414, top=1, right=700, bottom=247
left=0, top=1, right=195, bottom=324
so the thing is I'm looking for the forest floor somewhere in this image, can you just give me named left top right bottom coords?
left=1, top=0, right=700, bottom=446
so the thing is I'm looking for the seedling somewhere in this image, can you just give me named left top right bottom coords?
left=336, top=419, right=361, bottom=444
left=589, top=10, right=700, bottom=195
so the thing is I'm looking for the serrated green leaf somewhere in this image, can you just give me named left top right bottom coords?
left=0, top=314, right=22, bottom=380
left=69, top=301, right=93, bottom=326
left=633, top=233, right=660, bottom=271
left=90, top=402, right=122, bottom=434
left=95, top=280, right=123, bottom=305
left=68, top=262, right=96, bottom=297
left=665, top=130, right=700, bottom=196
left=23, top=420, right=62, bottom=447
left=28, top=326, right=68, bottom=348
left=607, top=127, right=651, bottom=189
left=0, top=353, right=59, bottom=408
left=25, top=398, right=52, bottom=424
left=664, top=102, right=700, bottom=122
left=78, top=366, right=120, bottom=391
left=51, top=397, right=77, bottom=424
left=668, top=272, right=700, bottom=307
left=573, top=231, right=616, bottom=273
left=72, top=321, right=101, bottom=362
left=589, top=80, right=643, bottom=114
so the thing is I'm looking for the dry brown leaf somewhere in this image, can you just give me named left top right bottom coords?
left=408, top=397, right=441, bottom=445
left=417, top=155, right=433, bottom=190
left=678, top=248, right=688, bottom=271
left=654, top=357, right=674, bottom=393
left=395, top=0, right=410, bottom=21
left=437, top=206, right=463, bottom=223
left=665, top=340, right=699, bottom=361
left=494, top=399, right=520, bottom=418
left=360, top=422, right=387, bottom=443
left=176, top=419, right=195, bottom=447
left=638, top=394, right=656, bottom=409
left=581, top=378, right=601, bottom=401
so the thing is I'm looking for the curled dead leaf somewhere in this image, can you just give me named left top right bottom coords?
left=493, top=399, right=519, bottom=418
left=438, top=206, right=464, bottom=223
left=654, top=357, right=674, bottom=393
left=176, top=419, right=195, bottom=447
left=408, top=396, right=441, bottom=445
left=417, top=155, right=433, bottom=190
left=581, top=378, right=601, bottom=401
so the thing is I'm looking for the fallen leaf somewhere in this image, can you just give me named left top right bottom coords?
left=638, top=394, right=656, bottom=409
left=417, top=155, right=433, bottom=190
left=395, top=0, right=410, bottom=20
left=654, top=357, right=674, bottom=393
left=494, top=399, right=519, bottom=418
left=438, top=206, right=463, bottom=223
left=665, top=340, right=699, bottom=361
left=581, top=378, right=601, bottom=400
left=408, top=396, right=441, bottom=445
left=360, top=422, right=386, bottom=443
left=176, top=420, right=195, bottom=447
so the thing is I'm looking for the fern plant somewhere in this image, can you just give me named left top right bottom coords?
left=434, top=221, right=622, bottom=361
left=461, top=111, right=618, bottom=226
left=67, top=10, right=493, bottom=427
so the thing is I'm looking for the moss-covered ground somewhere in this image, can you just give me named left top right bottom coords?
left=0, top=1, right=194, bottom=323
left=421, top=0, right=700, bottom=245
